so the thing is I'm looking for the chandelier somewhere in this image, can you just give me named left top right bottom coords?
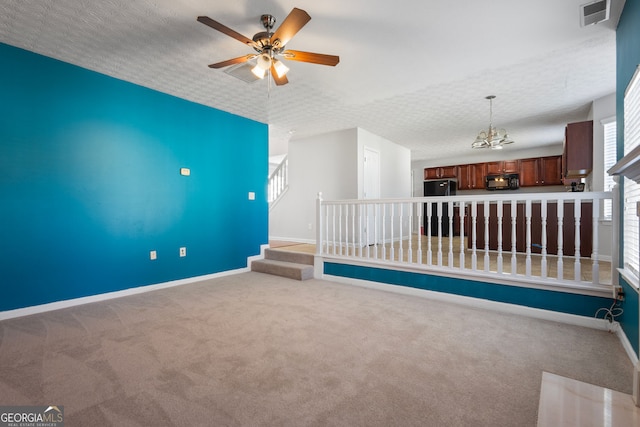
left=471, top=95, right=514, bottom=149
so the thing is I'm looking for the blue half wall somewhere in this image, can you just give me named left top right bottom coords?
left=325, top=263, right=613, bottom=318
left=0, top=43, right=268, bottom=311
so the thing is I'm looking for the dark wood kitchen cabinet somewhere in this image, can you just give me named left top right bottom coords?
left=485, top=160, right=519, bottom=175
left=424, top=166, right=457, bottom=180
left=563, top=120, right=593, bottom=178
left=457, top=163, right=486, bottom=190
left=519, top=156, right=562, bottom=187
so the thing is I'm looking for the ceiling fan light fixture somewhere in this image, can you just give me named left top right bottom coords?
left=471, top=96, right=514, bottom=149
left=272, top=59, right=289, bottom=78
left=251, top=64, right=266, bottom=79
left=251, top=52, right=273, bottom=79
left=257, top=52, right=272, bottom=70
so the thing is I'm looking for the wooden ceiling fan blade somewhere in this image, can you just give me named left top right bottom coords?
left=282, top=50, right=340, bottom=66
left=197, top=16, right=258, bottom=48
left=208, top=54, right=256, bottom=69
left=270, top=8, right=311, bottom=48
left=270, top=64, right=289, bottom=86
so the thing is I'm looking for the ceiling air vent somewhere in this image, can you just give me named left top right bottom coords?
left=580, top=0, right=610, bottom=26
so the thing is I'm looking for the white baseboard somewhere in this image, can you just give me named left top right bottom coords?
left=614, top=323, right=640, bottom=366
left=0, top=246, right=270, bottom=321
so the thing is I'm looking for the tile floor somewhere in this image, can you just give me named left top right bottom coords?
left=537, top=372, right=640, bottom=426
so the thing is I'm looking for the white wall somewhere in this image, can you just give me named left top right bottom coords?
left=588, top=93, right=616, bottom=192
left=357, top=128, right=412, bottom=199
left=269, top=128, right=358, bottom=242
left=269, top=127, right=411, bottom=242
left=588, top=92, right=616, bottom=261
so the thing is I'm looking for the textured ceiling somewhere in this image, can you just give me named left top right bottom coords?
left=0, top=0, right=624, bottom=163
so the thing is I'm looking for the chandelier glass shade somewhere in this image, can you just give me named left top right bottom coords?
left=471, top=95, right=514, bottom=149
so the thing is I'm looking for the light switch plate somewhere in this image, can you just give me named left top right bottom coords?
left=179, top=247, right=186, bottom=257
left=248, top=192, right=255, bottom=200
left=150, top=250, right=157, bottom=260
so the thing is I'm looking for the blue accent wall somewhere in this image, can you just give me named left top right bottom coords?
left=324, top=263, right=613, bottom=318
left=0, top=43, right=268, bottom=311
left=616, top=0, right=640, bottom=357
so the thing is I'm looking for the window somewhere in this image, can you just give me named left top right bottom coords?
left=602, top=118, right=616, bottom=219
left=623, top=67, right=640, bottom=279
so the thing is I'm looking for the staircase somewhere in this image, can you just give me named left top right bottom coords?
left=268, top=156, right=288, bottom=210
left=251, top=248, right=314, bottom=280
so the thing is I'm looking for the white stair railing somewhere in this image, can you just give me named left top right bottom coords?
left=316, top=191, right=615, bottom=292
left=268, top=156, right=288, bottom=208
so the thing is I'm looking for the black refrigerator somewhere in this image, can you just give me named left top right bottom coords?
left=423, top=180, right=457, bottom=236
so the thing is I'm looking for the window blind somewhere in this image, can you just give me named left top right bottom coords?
left=623, top=67, right=640, bottom=278
left=603, top=119, right=616, bottom=219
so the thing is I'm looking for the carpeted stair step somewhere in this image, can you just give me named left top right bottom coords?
left=264, top=248, right=314, bottom=265
left=251, top=259, right=314, bottom=281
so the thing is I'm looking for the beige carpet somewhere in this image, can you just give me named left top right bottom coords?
left=0, top=272, right=632, bottom=426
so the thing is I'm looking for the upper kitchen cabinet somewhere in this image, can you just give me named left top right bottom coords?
left=457, top=163, right=486, bottom=190
left=485, top=160, right=519, bottom=175
left=563, top=120, right=593, bottom=178
left=519, top=156, right=563, bottom=187
left=424, top=165, right=457, bottom=180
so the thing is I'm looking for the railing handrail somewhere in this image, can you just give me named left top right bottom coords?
left=268, top=155, right=288, bottom=205
left=315, top=190, right=617, bottom=294
left=319, top=191, right=612, bottom=205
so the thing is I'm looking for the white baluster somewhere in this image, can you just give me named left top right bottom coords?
left=497, top=201, right=503, bottom=274
left=437, top=202, right=443, bottom=266
left=459, top=201, right=466, bottom=270
left=574, top=200, right=582, bottom=281
left=358, top=204, right=363, bottom=258
left=426, top=202, right=432, bottom=266
left=417, top=201, right=423, bottom=265
left=471, top=201, right=477, bottom=271
left=448, top=201, right=454, bottom=267
left=339, top=204, right=343, bottom=256
left=399, top=202, right=404, bottom=262
left=351, top=204, right=356, bottom=257
left=541, top=200, right=548, bottom=279
left=391, top=203, right=395, bottom=262
left=592, top=199, right=600, bottom=284
left=332, top=204, right=337, bottom=255
left=511, top=201, right=517, bottom=275
left=325, top=204, right=330, bottom=255
left=484, top=200, right=490, bottom=272
left=557, top=201, right=564, bottom=280
left=409, top=202, right=414, bottom=264
left=525, top=200, right=532, bottom=277
left=373, top=202, right=378, bottom=260
left=382, top=203, right=387, bottom=261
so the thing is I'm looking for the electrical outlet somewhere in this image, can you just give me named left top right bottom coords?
left=614, top=286, right=625, bottom=301
left=150, top=250, right=157, bottom=260
left=179, top=247, right=186, bottom=257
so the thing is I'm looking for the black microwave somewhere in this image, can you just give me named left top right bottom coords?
left=485, top=173, right=519, bottom=190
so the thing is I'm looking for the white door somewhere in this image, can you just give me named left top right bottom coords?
left=363, top=147, right=381, bottom=245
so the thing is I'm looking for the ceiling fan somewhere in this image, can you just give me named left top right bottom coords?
left=197, top=8, right=339, bottom=86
